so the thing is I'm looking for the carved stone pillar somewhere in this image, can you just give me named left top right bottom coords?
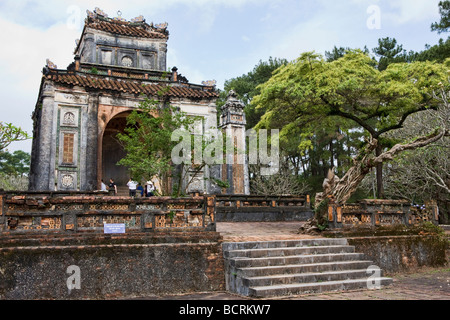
left=220, top=90, right=250, bottom=195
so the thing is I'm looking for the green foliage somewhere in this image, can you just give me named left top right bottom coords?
left=325, top=46, right=370, bottom=62
left=372, top=37, right=408, bottom=71
left=0, top=150, right=30, bottom=177
left=407, top=37, right=450, bottom=63
left=431, top=1, right=450, bottom=34
left=0, top=122, right=30, bottom=151
left=254, top=51, right=446, bottom=142
left=207, top=178, right=230, bottom=190
left=117, top=95, right=199, bottom=194
left=167, top=210, right=176, bottom=223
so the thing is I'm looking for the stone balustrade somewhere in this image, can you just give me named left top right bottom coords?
left=0, top=191, right=216, bottom=234
left=214, top=194, right=313, bottom=222
left=327, top=198, right=439, bottom=229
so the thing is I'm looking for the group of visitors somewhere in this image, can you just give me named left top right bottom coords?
left=100, top=178, right=156, bottom=197
left=126, top=178, right=156, bottom=197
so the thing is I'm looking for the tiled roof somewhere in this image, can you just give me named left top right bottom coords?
left=44, top=71, right=218, bottom=99
left=86, top=16, right=168, bottom=39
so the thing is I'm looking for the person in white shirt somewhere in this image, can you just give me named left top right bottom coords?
left=127, top=178, right=138, bottom=197
left=100, top=179, right=107, bottom=192
left=146, top=180, right=155, bottom=197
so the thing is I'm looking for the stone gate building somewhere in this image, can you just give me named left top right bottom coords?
left=28, top=8, right=249, bottom=195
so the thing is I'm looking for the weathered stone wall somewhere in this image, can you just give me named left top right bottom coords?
left=0, top=232, right=225, bottom=300
left=347, top=235, right=447, bottom=274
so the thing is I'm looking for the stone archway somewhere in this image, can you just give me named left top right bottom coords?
left=101, top=112, right=131, bottom=187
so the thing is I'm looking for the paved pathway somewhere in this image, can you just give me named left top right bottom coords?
left=216, top=221, right=317, bottom=242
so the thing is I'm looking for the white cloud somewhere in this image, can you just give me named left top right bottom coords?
left=347, top=0, right=441, bottom=25
left=268, top=20, right=340, bottom=60
left=383, top=0, right=441, bottom=25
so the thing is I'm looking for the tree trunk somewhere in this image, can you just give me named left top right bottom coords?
left=325, top=129, right=447, bottom=205
left=375, top=144, right=384, bottom=199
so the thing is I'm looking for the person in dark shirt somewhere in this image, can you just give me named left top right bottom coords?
left=108, top=178, right=117, bottom=195
left=137, top=183, right=144, bottom=197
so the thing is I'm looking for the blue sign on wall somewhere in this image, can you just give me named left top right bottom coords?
left=104, top=223, right=126, bottom=234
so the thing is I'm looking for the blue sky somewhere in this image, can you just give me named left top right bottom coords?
left=0, top=0, right=444, bottom=153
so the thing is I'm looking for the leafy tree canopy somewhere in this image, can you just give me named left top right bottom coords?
left=254, top=51, right=447, bottom=142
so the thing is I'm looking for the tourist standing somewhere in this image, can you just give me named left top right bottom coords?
left=137, top=183, right=144, bottom=197
left=127, top=178, right=138, bottom=197
left=101, top=179, right=107, bottom=192
left=108, top=178, right=117, bottom=195
left=146, top=180, right=155, bottom=197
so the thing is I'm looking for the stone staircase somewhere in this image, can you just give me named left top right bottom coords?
left=222, top=238, right=393, bottom=298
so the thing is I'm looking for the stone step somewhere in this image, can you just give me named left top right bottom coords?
left=243, top=269, right=377, bottom=287
left=230, top=252, right=365, bottom=268
left=237, top=260, right=375, bottom=278
left=222, top=238, right=393, bottom=298
left=248, top=277, right=394, bottom=298
left=224, top=245, right=356, bottom=259
left=222, top=238, right=348, bottom=251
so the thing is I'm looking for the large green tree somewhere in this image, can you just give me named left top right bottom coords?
left=253, top=51, right=448, bottom=205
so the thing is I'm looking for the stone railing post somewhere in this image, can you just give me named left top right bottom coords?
left=205, top=195, right=216, bottom=230
left=425, top=200, right=440, bottom=225
left=327, top=196, right=342, bottom=229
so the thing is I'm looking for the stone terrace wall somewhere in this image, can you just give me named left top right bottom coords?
left=327, top=199, right=439, bottom=229
left=0, top=231, right=225, bottom=299
left=215, top=194, right=313, bottom=222
left=347, top=235, right=447, bottom=274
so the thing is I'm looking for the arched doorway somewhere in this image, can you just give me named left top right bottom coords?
left=102, top=112, right=131, bottom=187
